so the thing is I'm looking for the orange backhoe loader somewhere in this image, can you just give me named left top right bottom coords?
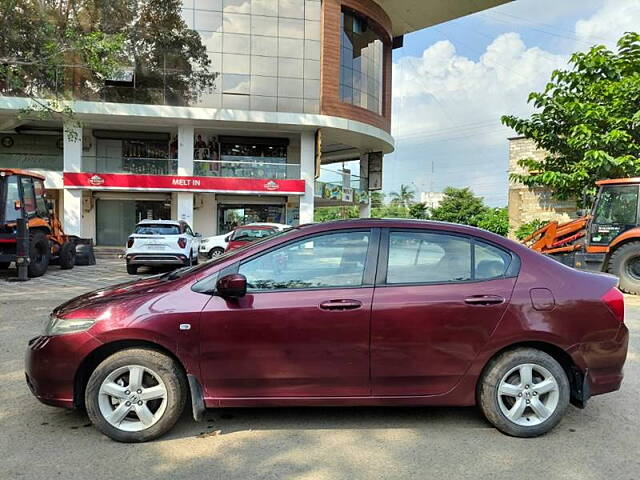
left=0, top=168, right=76, bottom=277
left=522, top=177, right=640, bottom=294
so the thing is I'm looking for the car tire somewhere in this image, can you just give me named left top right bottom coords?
left=192, top=250, right=199, bottom=265
left=208, top=247, right=224, bottom=259
left=27, top=231, right=51, bottom=278
left=126, top=264, right=138, bottom=275
left=478, top=348, right=570, bottom=438
left=0, top=262, right=10, bottom=269
left=58, top=241, right=76, bottom=270
left=85, top=348, right=188, bottom=443
left=608, top=241, right=640, bottom=294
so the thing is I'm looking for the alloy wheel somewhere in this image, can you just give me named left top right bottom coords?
left=98, top=365, right=168, bottom=432
left=497, top=363, right=560, bottom=426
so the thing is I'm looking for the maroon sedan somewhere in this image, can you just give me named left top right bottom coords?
left=25, top=219, right=628, bottom=442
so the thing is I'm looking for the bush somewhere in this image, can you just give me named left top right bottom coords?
left=514, top=219, right=547, bottom=240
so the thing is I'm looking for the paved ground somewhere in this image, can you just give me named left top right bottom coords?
left=1, top=260, right=638, bottom=480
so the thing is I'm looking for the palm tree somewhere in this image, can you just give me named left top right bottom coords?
left=390, top=184, right=416, bottom=208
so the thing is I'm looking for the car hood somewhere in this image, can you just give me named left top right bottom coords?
left=53, top=274, right=176, bottom=317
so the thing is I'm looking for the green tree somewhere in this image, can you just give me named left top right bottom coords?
left=430, top=187, right=487, bottom=225
left=503, top=32, right=640, bottom=205
left=408, top=202, right=429, bottom=219
left=474, top=207, right=509, bottom=236
left=514, top=219, right=547, bottom=240
left=389, top=184, right=415, bottom=208
left=370, top=190, right=385, bottom=208
left=314, top=206, right=358, bottom=222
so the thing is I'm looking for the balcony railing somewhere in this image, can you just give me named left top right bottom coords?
left=0, top=153, right=63, bottom=171
left=194, top=159, right=300, bottom=179
left=82, top=156, right=178, bottom=175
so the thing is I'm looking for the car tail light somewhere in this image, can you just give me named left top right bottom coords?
left=127, top=237, right=134, bottom=248
left=178, top=237, right=187, bottom=249
left=602, top=287, right=624, bottom=323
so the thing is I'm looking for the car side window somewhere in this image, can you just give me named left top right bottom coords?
left=239, top=231, right=370, bottom=291
left=3, top=176, right=20, bottom=222
left=20, top=177, right=37, bottom=216
left=387, top=231, right=472, bottom=284
left=33, top=179, right=49, bottom=218
left=475, top=241, right=511, bottom=280
left=186, top=225, right=194, bottom=236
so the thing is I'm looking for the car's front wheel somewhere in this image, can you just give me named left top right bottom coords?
left=478, top=348, right=569, bottom=437
left=85, top=348, right=187, bottom=443
left=208, top=247, right=225, bottom=259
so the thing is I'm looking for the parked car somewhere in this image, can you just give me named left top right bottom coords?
left=124, top=219, right=201, bottom=274
left=225, top=225, right=279, bottom=252
left=25, top=219, right=628, bottom=442
left=199, top=223, right=290, bottom=258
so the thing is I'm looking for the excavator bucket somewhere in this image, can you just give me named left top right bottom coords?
left=521, top=216, right=590, bottom=254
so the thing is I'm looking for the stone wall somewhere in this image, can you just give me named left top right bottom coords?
left=508, top=137, right=577, bottom=238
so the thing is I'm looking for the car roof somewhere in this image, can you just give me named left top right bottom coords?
left=136, top=219, right=182, bottom=225
left=235, top=225, right=277, bottom=230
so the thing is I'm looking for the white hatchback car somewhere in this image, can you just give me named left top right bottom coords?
left=199, top=222, right=290, bottom=258
left=125, top=219, right=201, bottom=274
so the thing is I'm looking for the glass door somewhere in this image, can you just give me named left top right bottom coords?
left=96, top=199, right=137, bottom=246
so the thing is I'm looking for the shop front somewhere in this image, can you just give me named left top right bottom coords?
left=217, top=197, right=287, bottom=234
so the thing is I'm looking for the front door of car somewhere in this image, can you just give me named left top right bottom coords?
left=198, top=229, right=378, bottom=398
left=371, top=229, right=518, bottom=396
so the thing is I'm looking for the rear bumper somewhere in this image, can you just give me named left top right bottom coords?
left=571, top=323, right=629, bottom=398
left=25, top=332, right=102, bottom=409
left=126, top=253, right=187, bottom=266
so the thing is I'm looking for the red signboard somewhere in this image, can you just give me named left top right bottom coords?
left=63, top=172, right=306, bottom=195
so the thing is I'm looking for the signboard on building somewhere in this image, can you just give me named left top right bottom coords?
left=63, top=172, right=306, bottom=195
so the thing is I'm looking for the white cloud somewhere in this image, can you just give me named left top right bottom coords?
left=575, top=0, right=640, bottom=44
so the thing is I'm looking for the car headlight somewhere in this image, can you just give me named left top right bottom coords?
left=44, top=315, right=96, bottom=336
left=201, top=238, right=209, bottom=244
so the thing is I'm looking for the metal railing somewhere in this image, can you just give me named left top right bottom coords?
left=82, top=156, right=178, bottom=175
left=0, top=153, right=63, bottom=171
left=194, top=159, right=300, bottom=179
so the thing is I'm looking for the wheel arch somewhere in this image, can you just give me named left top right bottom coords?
left=73, top=339, right=188, bottom=410
left=476, top=340, right=585, bottom=408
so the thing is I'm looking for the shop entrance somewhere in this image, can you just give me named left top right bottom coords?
left=218, top=204, right=285, bottom=234
left=96, top=199, right=171, bottom=246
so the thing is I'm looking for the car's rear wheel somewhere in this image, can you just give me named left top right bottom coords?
left=608, top=241, right=640, bottom=294
left=85, top=348, right=187, bottom=443
left=478, top=348, right=569, bottom=437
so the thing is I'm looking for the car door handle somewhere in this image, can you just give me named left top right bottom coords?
left=464, top=295, right=505, bottom=306
left=319, top=299, right=363, bottom=311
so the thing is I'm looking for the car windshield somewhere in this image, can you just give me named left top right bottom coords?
left=594, top=185, right=639, bottom=225
left=231, top=227, right=276, bottom=241
left=134, top=224, right=180, bottom=235
left=165, top=227, right=298, bottom=280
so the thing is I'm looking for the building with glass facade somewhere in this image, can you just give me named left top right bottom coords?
left=0, top=0, right=508, bottom=246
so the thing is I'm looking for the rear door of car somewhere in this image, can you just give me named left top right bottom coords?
left=370, top=228, right=519, bottom=396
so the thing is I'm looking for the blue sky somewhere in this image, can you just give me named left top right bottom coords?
left=383, top=0, right=640, bottom=206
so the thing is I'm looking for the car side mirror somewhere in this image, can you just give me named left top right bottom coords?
left=216, top=273, right=247, bottom=298
left=224, top=235, right=231, bottom=242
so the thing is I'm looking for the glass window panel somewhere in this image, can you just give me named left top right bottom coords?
left=279, top=37, right=304, bottom=58
left=278, top=57, right=303, bottom=78
left=223, top=0, right=250, bottom=14
left=223, top=93, right=250, bottom=109
left=195, top=0, right=222, bottom=10
left=277, top=97, right=303, bottom=112
left=303, top=79, right=320, bottom=99
left=250, top=75, right=278, bottom=96
left=594, top=185, right=639, bottom=225
left=251, top=55, right=278, bottom=76
left=195, top=10, right=222, bottom=30
left=251, top=35, right=278, bottom=56
left=239, top=231, right=370, bottom=290
left=222, top=73, right=250, bottom=93
left=183, top=0, right=194, bottom=7
left=251, top=15, right=278, bottom=36
left=252, top=0, right=277, bottom=16
left=250, top=95, right=278, bottom=111
left=20, top=177, right=36, bottom=215
left=303, top=59, right=320, bottom=79
left=206, top=52, right=222, bottom=72
left=3, top=176, right=20, bottom=223
left=277, top=77, right=303, bottom=98
left=223, top=33, right=250, bottom=54
left=222, top=53, right=250, bottom=74
left=200, top=31, right=223, bottom=51
left=181, top=8, right=194, bottom=28
left=387, top=232, right=472, bottom=284
left=304, top=20, right=320, bottom=40
left=196, top=91, right=222, bottom=108
left=305, top=0, right=321, bottom=21
left=223, top=12, right=250, bottom=33
left=304, top=40, right=321, bottom=60
left=475, top=242, right=511, bottom=280
left=279, top=18, right=305, bottom=39
left=278, top=0, right=304, bottom=19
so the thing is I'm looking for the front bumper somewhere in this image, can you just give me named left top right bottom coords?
left=25, top=332, right=102, bottom=408
left=126, top=253, right=187, bottom=266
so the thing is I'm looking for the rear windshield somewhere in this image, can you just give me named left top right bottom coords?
left=134, top=224, right=180, bottom=235
left=231, top=227, right=276, bottom=241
